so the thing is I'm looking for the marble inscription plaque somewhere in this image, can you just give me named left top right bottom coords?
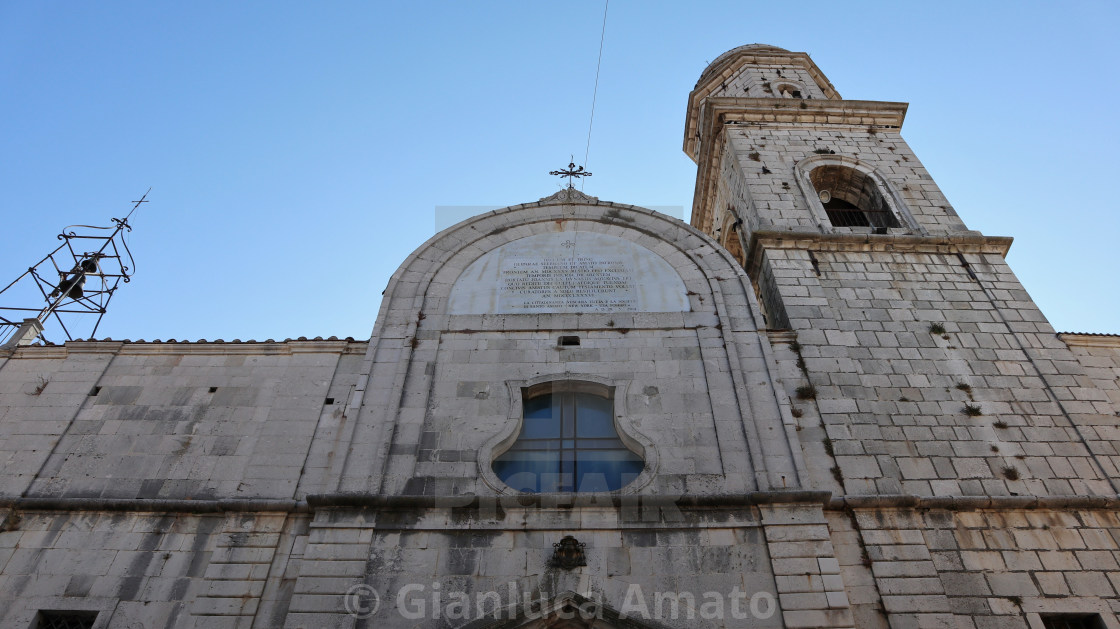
left=448, top=231, right=689, bottom=314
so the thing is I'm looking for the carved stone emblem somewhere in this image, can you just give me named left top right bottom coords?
left=549, top=535, right=587, bottom=570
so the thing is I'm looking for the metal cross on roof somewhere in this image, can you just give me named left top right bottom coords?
left=549, top=161, right=592, bottom=188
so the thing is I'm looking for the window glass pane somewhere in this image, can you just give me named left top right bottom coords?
left=577, top=437, right=620, bottom=445
left=576, top=449, right=644, bottom=492
left=521, top=395, right=559, bottom=438
left=513, top=439, right=560, bottom=451
left=495, top=387, right=644, bottom=493
left=561, top=395, right=576, bottom=438
left=493, top=450, right=560, bottom=493
left=576, top=395, right=615, bottom=437
left=559, top=450, right=576, bottom=492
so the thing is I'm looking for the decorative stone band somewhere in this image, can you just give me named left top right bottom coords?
left=830, top=494, right=1120, bottom=511
left=5, top=492, right=1120, bottom=515
left=0, top=497, right=308, bottom=513
left=302, top=490, right=833, bottom=509
left=744, top=231, right=1015, bottom=279
left=0, top=338, right=368, bottom=358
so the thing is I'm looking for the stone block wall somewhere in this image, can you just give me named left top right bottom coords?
left=706, top=61, right=832, bottom=101
left=0, top=340, right=366, bottom=503
left=297, top=504, right=785, bottom=629
left=1062, top=335, right=1120, bottom=413
left=761, top=241, right=1119, bottom=498
left=722, top=127, right=968, bottom=238
left=852, top=505, right=1120, bottom=629
left=0, top=508, right=305, bottom=629
left=387, top=324, right=748, bottom=496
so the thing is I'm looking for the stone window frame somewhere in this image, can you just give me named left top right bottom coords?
left=1023, top=597, right=1120, bottom=629
left=477, top=373, right=658, bottom=495
left=794, top=153, right=926, bottom=235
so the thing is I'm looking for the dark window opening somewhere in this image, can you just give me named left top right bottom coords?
left=88, top=386, right=101, bottom=396
left=812, top=165, right=900, bottom=230
left=324, top=397, right=334, bottom=405
left=1041, top=614, right=1106, bottom=629
left=776, top=83, right=803, bottom=99
left=493, top=385, right=643, bottom=493
left=558, top=335, right=580, bottom=347
left=823, top=198, right=870, bottom=227
left=35, top=611, right=98, bottom=629
left=208, top=386, right=218, bottom=393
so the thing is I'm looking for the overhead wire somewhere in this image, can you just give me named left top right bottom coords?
left=581, top=0, right=608, bottom=191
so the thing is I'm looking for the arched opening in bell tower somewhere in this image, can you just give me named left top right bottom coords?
left=810, top=164, right=900, bottom=229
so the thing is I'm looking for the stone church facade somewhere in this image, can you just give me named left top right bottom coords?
left=1, top=44, right=1119, bottom=629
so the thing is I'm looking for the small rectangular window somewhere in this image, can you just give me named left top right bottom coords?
left=1041, top=614, right=1106, bottom=629
left=36, top=611, right=98, bottom=629
left=558, top=335, right=580, bottom=347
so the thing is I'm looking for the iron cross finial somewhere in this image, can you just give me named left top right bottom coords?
left=549, top=159, right=592, bottom=188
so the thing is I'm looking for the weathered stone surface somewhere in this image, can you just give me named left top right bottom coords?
left=0, top=43, right=1116, bottom=629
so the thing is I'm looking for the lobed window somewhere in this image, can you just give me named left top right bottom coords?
left=493, top=384, right=643, bottom=493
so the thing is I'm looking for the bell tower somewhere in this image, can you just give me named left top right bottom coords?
left=684, top=45, right=983, bottom=237
left=684, top=44, right=1116, bottom=503
left=684, top=46, right=1120, bottom=628
left=685, top=44, right=985, bottom=327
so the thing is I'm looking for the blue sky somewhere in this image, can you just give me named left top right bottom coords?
left=2, top=1, right=1118, bottom=342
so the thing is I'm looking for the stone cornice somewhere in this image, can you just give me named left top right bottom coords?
left=829, top=494, right=1120, bottom=511
left=1, top=338, right=367, bottom=359
left=1059, top=332, right=1120, bottom=348
left=305, top=490, right=833, bottom=510
left=707, top=97, right=907, bottom=129
left=5, top=492, right=1120, bottom=516
left=1, top=346, right=68, bottom=359
left=1, top=497, right=306, bottom=514
left=687, top=97, right=907, bottom=160
left=745, top=230, right=1014, bottom=279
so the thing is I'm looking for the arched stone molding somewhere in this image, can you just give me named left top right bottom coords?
left=794, top=153, right=927, bottom=236
left=772, top=79, right=807, bottom=99
left=719, top=210, right=747, bottom=267
left=476, top=372, right=659, bottom=496
left=337, top=190, right=810, bottom=498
